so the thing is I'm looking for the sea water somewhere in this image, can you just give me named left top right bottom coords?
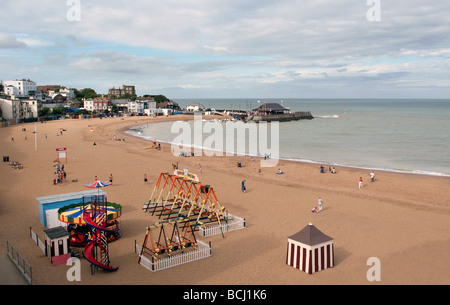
left=126, top=99, right=450, bottom=177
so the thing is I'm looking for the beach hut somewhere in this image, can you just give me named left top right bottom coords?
left=286, top=223, right=334, bottom=274
left=43, top=226, right=71, bottom=266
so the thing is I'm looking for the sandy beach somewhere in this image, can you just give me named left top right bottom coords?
left=0, top=115, right=449, bottom=285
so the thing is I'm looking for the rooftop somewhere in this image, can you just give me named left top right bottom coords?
left=252, top=102, right=290, bottom=112
left=288, top=223, right=333, bottom=246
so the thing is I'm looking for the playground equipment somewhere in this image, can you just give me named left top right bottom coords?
left=143, top=171, right=229, bottom=235
left=58, top=195, right=120, bottom=273
left=58, top=198, right=122, bottom=247
left=136, top=218, right=212, bottom=272
left=174, top=167, right=200, bottom=182
left=139, top=218, right=197, bottom=261
left=143, top=171, right=246, bottom=238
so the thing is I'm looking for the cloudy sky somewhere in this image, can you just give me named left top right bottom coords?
left=1, top=1, right=449, bottom=99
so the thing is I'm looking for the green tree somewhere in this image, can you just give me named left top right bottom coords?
left=152, top=95, right=169, bottom=104
left=52, top=108, right=63, bottom=116
left=39, top=107, right=51, bottom=117
left=75, top=88, right=99, bottom=99
left=111, top=104, right=118, bottom=114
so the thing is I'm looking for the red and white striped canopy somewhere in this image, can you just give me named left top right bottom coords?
left=85, top=180, right=112, bottom=188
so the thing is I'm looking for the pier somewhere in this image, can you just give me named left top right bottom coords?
left=231, top=102, right=314, bottom=122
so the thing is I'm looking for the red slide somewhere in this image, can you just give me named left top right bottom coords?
left=83, top=241, right=118, bottom=271
left=83, top=212, right=117, bottom=234
left=82, top=211, right=119, bottom=271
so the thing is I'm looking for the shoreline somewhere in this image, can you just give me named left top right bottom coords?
left=1, top=115, right=449, bottom=285
left=124, top=118, right=450, bottom=178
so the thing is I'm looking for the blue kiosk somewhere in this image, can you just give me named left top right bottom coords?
left=36, top=190, right=106, bottom=228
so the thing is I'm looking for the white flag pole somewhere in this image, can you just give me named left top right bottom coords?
left=34, top=122, right=37, bottom=151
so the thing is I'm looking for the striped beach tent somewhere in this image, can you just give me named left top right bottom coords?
left=286, top=223, right=334, bottom=274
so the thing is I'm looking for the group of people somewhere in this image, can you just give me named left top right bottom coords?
left=312, top=198, right=324, bottom=213
left=320, top=165, right=336, bottom=174
left=359, top=171, right=376, bottom=188
left=53, top=163, right=67, bottom=184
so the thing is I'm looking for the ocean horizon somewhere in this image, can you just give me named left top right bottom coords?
left=126, top=98, right=450, bottom=177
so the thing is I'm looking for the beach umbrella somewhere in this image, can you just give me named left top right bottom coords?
left=85, top=180, right=112, bottom=196
left=85, top=180, right=112, bottom=188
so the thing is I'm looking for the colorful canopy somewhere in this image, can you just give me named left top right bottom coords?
left=85, top=180, right=112, bottom=188
left=58, top=203, right=122, bottom=225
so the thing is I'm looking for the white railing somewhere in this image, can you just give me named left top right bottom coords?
left=199, top=214, right=246, bottom=237
left=6, top=241, right=33, bottom=285
left=136, top=240, right=211, bottom=272
left=30, top=227, right=46, bottom=254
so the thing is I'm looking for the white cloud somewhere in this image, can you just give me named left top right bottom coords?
left=0, top=33, right=28, bottom=49
left=0, top=1, right=450, bottom=98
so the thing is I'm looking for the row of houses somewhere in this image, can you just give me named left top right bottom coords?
left=0, top=95, right=180, bottom=121
left=1, top=79, right=210, bottom=122
left=84, top=97, right=163, bottom=115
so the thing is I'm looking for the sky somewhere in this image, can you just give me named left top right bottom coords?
left=1, top=1, right=450, bottom=99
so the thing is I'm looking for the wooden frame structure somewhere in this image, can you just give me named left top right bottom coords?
left=138, top=219, right=198, bottom=262
left=143, top=172, right=229, bottom=237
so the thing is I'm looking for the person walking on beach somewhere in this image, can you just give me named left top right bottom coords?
left=369, top=171, right=375, bottom=182
left=359, top=177, right=363, bottom=188
left=144, top=174, right=148, bottom=184
left=318, top=198, right=323, bottom=212
left=241, top=180, right=246, bottom=193
left=109, top=174, right=114, bottom=184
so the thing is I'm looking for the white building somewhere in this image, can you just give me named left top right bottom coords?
left=186, top=103, right=205, bottom=112
left=0, top=96, right=39, bottom=120
left=3, top=79, right=37, bottom=97
left=110, top=99, right=155, bottom=115
left=49, top=88, right=75, bottom=100
left=84, top=97, right=110, bottom=112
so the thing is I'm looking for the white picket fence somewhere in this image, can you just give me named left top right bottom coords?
left=135, top=240, right=211, bottom=272
left=199, top=214, right=246, bottom=237
left=29, top=227, right=46, bottom=254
